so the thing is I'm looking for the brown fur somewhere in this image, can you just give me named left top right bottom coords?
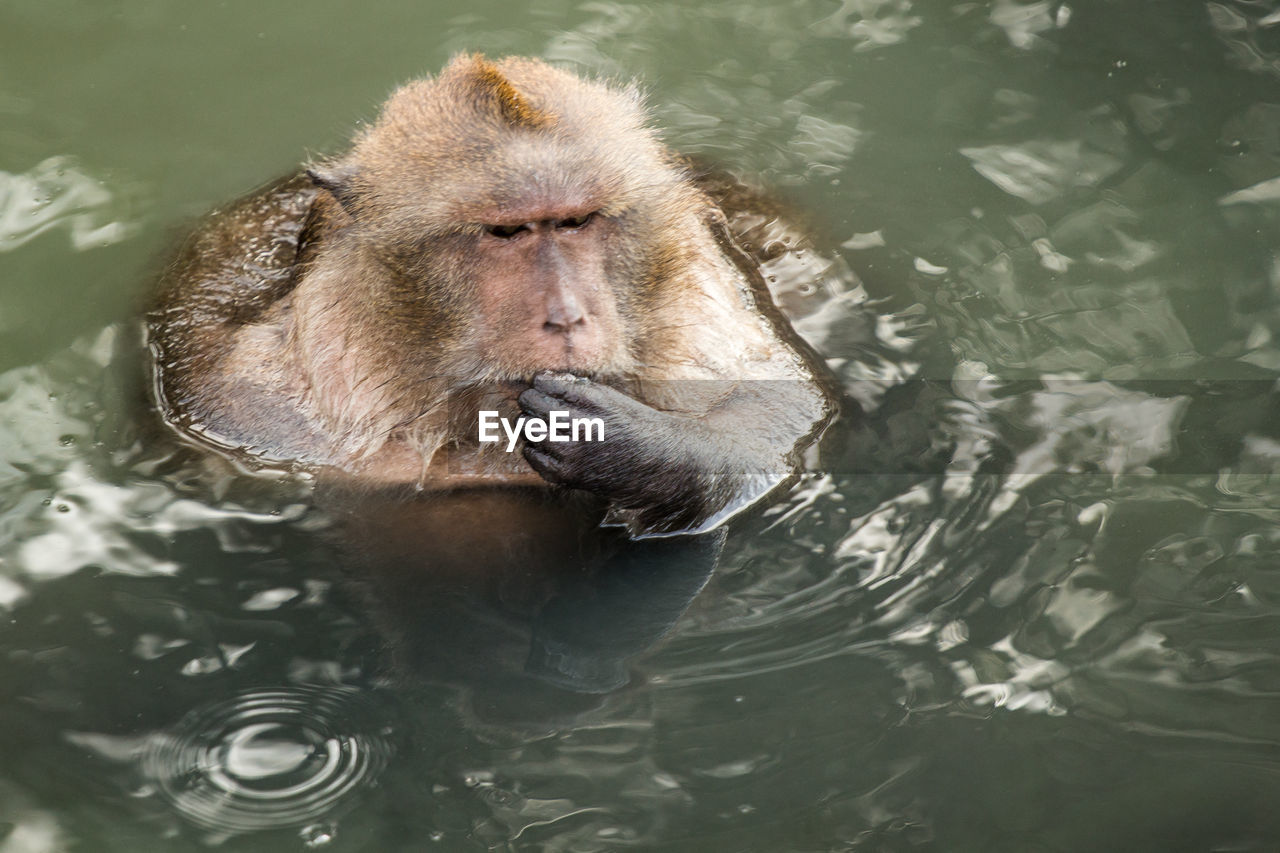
left=149, top=54, right=832, bottom=535
left=464, top=54, right=555, bottom=129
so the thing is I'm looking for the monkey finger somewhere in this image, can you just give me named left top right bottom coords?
left=523, top=445, right=570, bottom=485
left=532, top=372, right=632, bottom=412
left=531, top=372, right=604, bottom=406
left=517, top=388, right=562, bottom=419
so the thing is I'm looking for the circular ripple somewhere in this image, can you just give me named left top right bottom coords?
left=143, top=687, right=391, bottom=833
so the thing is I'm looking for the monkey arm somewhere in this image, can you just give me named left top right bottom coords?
left=517, top=367, right=828, bottom=538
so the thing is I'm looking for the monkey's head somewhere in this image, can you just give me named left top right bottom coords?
left=307, top=54, right=704, bottom=386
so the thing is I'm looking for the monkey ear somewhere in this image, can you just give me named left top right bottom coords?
left=305, top=161, right=360, bottom=212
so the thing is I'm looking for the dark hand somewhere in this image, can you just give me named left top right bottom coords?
left=517, top=373, right=711, bottom=527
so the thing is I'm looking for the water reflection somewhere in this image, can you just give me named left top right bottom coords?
left=960, top=139, right=1125, bottom=205
left=330, top=488, right=724, bottom=720
left=0, top=156, right=138, bottom=253
left=1208, top=0, right=1280, bottom=79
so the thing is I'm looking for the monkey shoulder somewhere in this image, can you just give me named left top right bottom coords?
left=148, top=174, right=331, bottom=463
left=152, top=174, right=318, bottom=334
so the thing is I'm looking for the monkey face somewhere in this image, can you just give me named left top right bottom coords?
left=303, top=54, right=691, bottom=385
left=466, top=205, right=631, bottom=379
left=345, top=189, right=641, bottom=385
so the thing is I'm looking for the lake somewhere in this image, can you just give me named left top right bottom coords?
left=3, top=1, right=1280, bottom=850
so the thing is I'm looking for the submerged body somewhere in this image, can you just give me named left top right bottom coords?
left=149, top=55, right=832, bottom=536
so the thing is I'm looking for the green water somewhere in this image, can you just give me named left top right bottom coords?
left=4, top=1, right=1280, bottom=850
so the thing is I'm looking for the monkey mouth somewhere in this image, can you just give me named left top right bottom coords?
left=521, top=334, right=612, bottom=373
left=466, top=325, right=629, bottom=386
left=526, top=368, right=615, bottom=385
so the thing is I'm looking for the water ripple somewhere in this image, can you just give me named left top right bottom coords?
left=139, top=687, right=391, bottom=834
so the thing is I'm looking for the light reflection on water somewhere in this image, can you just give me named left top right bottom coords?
left=0, top=157, right=138, bottom=253
left=2, top=0, right=1280, bottom=849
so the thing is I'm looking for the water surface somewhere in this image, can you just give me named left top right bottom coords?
left=4, top=1, right=1280, bottom=850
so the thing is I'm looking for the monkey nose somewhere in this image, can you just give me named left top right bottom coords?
left=543, top=290, right=586, bottom=332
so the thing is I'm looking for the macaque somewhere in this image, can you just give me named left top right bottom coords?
left=149, top=54, right=832, bottom=537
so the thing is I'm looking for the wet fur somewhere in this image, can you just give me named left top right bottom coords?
left=149, top=54, right=832, bottom=533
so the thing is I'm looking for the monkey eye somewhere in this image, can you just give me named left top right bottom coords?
left=484, top=223, right=531, bottom=239
left=556, top=212, right=595, bottom=230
